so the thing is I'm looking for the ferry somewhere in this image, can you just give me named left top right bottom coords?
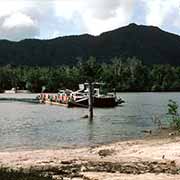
left=38, top=83, right=124, bottom=108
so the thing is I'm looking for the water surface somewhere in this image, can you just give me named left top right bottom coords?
left=0, top=92, right=178, bottom=150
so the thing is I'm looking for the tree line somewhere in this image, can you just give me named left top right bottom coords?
left=0, top=57, right=180, bottom=93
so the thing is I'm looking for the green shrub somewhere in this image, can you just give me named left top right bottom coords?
left=167, top=99, right=180, bottom=130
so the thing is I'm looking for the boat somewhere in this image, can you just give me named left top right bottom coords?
left=68, top=83, right=124, bottom=108
left=4, top=88, right=16, bottom=94
left=68, top=96, right=122, bottom=108
left=4, top=87, right=31, bottom=94
left=38, top=83, right=125, bottom=108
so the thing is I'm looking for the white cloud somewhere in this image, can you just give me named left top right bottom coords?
left=0, top=0, right=135, bottom=40
left=55, top=0, right=135, bottom=35
left=88, top=0, right=134, bottom=35
left=2, top=12, right=35, bottom=28
left=143, top=0, right=180, bottom=27
left=0, top=0, right=87, bottom=40
left=0, top=0, right=39, bottom=40
left=0, top=0, right=29, bottom=17
left=0, top=0, right=179, bottom=41
left=86, top=0, right=134, bottom=20
left=54, top=0, right=83, bottom=20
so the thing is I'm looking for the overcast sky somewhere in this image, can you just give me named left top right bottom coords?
left=0, top=0, right=180, bottom=41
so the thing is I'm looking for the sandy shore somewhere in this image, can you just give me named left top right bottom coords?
left=0, top=131, right=180, bottom=179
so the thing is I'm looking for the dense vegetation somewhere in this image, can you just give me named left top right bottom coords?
left=0, top=23, right=180, bottom=66
left=1, top=57, right=180, bottom=93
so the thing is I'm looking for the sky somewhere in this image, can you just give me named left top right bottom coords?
left=0, top=0, right=180, bottom=41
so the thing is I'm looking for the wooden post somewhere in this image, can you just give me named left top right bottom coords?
left=88, top=82, right=93, bottom=120
left=114, top=88, right=116, bottom=99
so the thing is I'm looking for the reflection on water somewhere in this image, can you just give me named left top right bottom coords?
left=0, top=92, right=179, bottom=150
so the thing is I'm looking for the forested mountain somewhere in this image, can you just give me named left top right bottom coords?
left=0, top=23, right=180, bottom=66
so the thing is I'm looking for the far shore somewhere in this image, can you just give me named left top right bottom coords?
left=0, top=129, right=180, bottom=180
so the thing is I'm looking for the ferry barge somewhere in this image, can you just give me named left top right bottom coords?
left=38, top=84, right=124, bottom=108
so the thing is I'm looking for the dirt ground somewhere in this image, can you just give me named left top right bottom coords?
left=0, top=130, right=180, bottom=179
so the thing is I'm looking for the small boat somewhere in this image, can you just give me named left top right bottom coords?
left=4, top=88, right=16, bottom=94
left=4, top=87, right=31, bottom=94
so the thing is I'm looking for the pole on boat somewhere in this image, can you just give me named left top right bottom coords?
left=88, top=82, right=93, bottom=120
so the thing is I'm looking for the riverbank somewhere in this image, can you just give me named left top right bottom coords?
left=0, top=130, right=180, bottom=179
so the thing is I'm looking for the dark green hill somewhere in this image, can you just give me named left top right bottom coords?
left=1, top=23, right=180, bottom=66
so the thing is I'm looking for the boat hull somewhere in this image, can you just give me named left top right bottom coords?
left=68, top=97, right=121, bottom=108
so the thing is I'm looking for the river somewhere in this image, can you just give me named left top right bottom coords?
left=0, top=92, right=179, bottom=150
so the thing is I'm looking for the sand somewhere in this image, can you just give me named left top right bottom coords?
left=0, top=132, right=180, bottom=179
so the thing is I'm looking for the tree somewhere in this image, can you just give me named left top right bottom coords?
left=78, top=56, right=101, bottom=83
